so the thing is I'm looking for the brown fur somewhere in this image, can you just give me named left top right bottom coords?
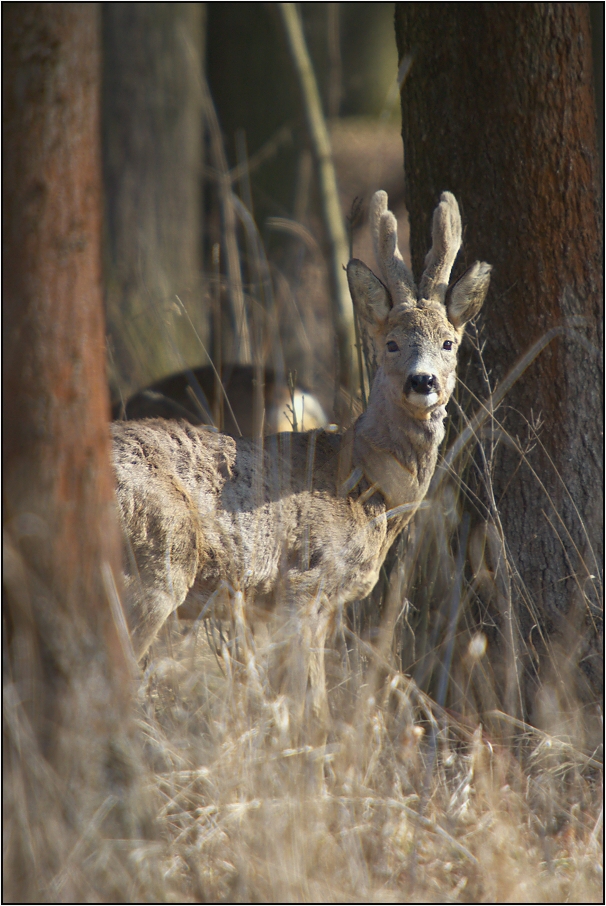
left=112, top=190, right=492, bottom=737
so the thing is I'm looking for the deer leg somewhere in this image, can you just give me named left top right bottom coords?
left=265, top=584, right=330, bottom=745
left=304, top=595, right=331, bottom=747
left=121, top=524, right=201, bottom=660
left=123, top=574, right=182, bottom=660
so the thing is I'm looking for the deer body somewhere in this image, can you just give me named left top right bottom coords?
left=113, top=423, right=397, bottom=650
left=113, top=190, right=491, bottom=731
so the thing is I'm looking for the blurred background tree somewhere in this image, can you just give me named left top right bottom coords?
left=102, top=4, right=207, bottom=395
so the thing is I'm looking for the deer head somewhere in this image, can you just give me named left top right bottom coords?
left=347, top=191, right=492, bottom=423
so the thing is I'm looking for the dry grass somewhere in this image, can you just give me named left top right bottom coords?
left=105, top=313, right=604, bottom=901
left=7, top=260, right=603, bottom=905
left=89, top=594, right=599, bottom=903
left=5, top=551, right=602, bottom=902
left=5, top=332, right=603, bottom=901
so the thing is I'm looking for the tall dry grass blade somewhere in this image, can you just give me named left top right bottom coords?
left=173, top=295, right=243, bottom=436
left=200, top=71, right=251, bottom=363
left=435, top=513, right=470, bottom=708
left=279, top=1, right=355, bottom=390
left=439, top=318, right=590, bottom=479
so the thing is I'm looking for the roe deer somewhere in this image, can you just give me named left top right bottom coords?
left=112, top=190, right=491, bottom=736
left=112, top=364, right=329, bottom=436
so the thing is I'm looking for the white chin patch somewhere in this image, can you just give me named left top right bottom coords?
left=407, top=391, right=439, bottom=409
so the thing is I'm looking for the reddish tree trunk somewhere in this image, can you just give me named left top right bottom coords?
left=395, top=4, right=602, bottom=710
left=3, top=5, right=147, bottom=898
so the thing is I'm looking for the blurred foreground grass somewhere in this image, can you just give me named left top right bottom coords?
left=68, top=612, right=601, bottom=902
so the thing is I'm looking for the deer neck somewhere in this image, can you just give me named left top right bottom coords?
left=351, top=376, right=446, bottom=509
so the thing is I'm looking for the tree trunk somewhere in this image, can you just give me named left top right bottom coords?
left=3, top=5, right=149, bottom=899
left=395, top=4, right=602, bottom=710
left=102, top=3, right=206, bottom=397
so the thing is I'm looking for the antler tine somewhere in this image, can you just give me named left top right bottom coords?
left=418, top=191, right=462, bottom=304
left=369, top=191, right=416, bottom=307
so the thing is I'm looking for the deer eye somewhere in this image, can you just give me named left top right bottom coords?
left=386, top=340, right=399, bottom=352
left=442, top=340, right=454, bottom=351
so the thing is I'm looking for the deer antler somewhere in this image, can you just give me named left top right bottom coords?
left=369, top=191, right=416, bottom=307
left=418, top=191, right=462, bottom=304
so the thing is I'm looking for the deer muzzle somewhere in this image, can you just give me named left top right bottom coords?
left=403, top=371, right=442, bottom=418
left=408, top=373, right=438, bottom=395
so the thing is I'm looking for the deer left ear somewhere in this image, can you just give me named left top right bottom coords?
left=446, top=261, right=492, bottom=329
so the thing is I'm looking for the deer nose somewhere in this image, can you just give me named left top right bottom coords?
left=409, top=373, right=437, bottom=395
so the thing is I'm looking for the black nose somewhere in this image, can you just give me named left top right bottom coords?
left=409, top=373, right=437, bottom=395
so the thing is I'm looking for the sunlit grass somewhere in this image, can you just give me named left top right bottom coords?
left=116, top=591, right=601, bottom=903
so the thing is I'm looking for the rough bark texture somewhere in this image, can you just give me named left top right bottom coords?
left=102, top=3, right=206, bottom=396
left=3, top=5, right=148, bottom=899
left=395, top=4, right=602, bottom=702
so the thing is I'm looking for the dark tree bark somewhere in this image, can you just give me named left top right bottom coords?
left=3, top=5, right=148, bottom=899
left=102, top=3, right=206, bottom=396
left=395, top=4, right=602, bottom=710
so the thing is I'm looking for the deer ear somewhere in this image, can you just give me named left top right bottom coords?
left=347, top=259, right=392, bottom=334
left=446, top=261, right=491, bottom=329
